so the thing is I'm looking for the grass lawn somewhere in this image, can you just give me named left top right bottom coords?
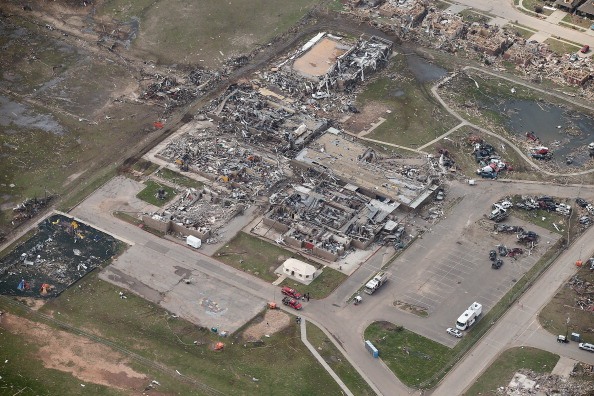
left=156, top=167, right=204, bottom=189
left=281, top=267, right=347, bottom=299
left=459, top=9, right=490, bottom=24
left=464, top=347, right=559, bottom=396
left=136, top=180, right=177, bottom=207
left=434, top=0, right=451, bottom=10
left=507, top=196, right=577, bottom=237
left=215, top=232, right=346, bottom=297
left=522, top=0, right=555, bottom=15
left=505, top=24, right=535, bottom=39
left=364, top=322, right=451, bottom=388
left=131, top=0, right=319, bottom=68
left=561, top=13, right=593, bottom=30
left=28, top=272, right=344, bottom=395
left=306, top=322, right=376, bottom=396
left=349, top=54, right=458, bottom=148
left=131, top=159, right=159, bottom=176
left=345, top=54, right=457, bottom=148
left=538, top=265, right=594, bottom=344
left=544, top=38, right=581, bottom=55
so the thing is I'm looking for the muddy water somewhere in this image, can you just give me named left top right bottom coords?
left=0, top=95, right=66, bottom=135
left=405, top=54, right=448, bottom=83
left=496, top=99, right=594, bottom=166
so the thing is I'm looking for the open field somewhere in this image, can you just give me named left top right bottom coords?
left=538, top=264, right=594, bottom=344
left=345, top=53, right=458, bottom=148
left=464, top=347, right=559, bottom=396
left=129, top=0, right=319, bottom=68
left=364, top=322, right=451, bottom=388
left=1, top=271, right=346, bottom=395
left=0, top=15, right=162, bottom=232
left=306, top=322, right=376, bottom=396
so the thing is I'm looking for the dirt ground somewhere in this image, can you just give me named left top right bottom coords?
left=242, top=309, right=290, bottom=341
left=1, top=312, right=148, bottom=391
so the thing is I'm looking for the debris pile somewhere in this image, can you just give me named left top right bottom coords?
left=145, top=187, right=245, bottom=241
left=12, top=196, right=53, bottom=224
left=497, top=369, right=594, bottom=395
left=567, top=274, right=594, bottom=311
left=158, top=127, right=290, bottom=195
left=0, top=214, right=119, bottom=298
left=470, top=137, right=510, bottom=179
left=346, top=1, right=594, bottom=100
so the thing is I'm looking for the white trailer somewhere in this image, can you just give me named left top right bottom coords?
left=456, top=302, right=482, bottom=331
left=186, top=235, right=201, bottom=249
left=364, top=272, right=388, bottom=295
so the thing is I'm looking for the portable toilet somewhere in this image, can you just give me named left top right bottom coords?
left=186, top=235, right=201, bottom=249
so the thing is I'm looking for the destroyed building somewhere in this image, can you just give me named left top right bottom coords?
left=281, top=33, right=393, bottom=93
left=264, top=176, right=400, bottom=261
left=0, top=214, right=119, bottom=298
left=423, top=11, right=466, bottom=41
left=378, top=0, right=428, bottom=27
left=293, top=130, right=437, bottom=210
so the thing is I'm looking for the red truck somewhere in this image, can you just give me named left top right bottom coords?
left=281, top=286, right=302, bottom=300
left=282, top=297, right=302, bottom=310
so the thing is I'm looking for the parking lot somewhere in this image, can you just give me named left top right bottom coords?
left=100, top=242, right=267, bottom=334
left=369, top=184, right=561, bottom=347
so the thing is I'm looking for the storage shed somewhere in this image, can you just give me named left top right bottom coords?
left=282, top=258, right=317, bottom=283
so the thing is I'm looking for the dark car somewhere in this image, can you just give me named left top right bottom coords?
left=580, top=45, right=590, bottom=54
left=489, top=250, right=497, bottom=261
left=492, top=259, right=503, bottom=269
left=518, top=231, right=538, bottom=243
left=576, top=198, right=589, bottom=208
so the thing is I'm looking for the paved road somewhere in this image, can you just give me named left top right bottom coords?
left=453, top=0, right=594, bottom=47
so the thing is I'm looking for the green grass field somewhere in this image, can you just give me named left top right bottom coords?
left=464, top=347, right=559, bottom=395
left=364, top=322, right=451, bottom=388
left=136, top=180, right=177, bottom=206
left=23, top=272, right=346, bottom=395
left=351, top=54, right=458, bottom=148
left=130, top=0, right=319, bottom=67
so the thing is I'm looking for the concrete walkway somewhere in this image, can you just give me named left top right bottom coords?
left=300, top=318, right=354, bottom=396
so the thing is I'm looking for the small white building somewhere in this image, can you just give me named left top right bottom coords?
left=282, top=258, right=317, bottom=284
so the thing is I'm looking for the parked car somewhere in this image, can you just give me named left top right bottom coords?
left=489, top=250, right=497, bottom=261
left=518, top=231, right=538, bottom=243
left=281, top=286, right=302, bottom=300
left=576, top=198, right=589, bottom=208
left=578, top=342, right=594, bottom=352
left=557, top=335, right=569, bottom=343
left=580, top=45, right=590, bottom=54
left=492, top=259, right=503, bottom=269
left=446, top=327, right=463, bottom=338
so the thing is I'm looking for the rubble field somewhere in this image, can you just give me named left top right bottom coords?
left=0, top=213, right=121, bottom=298
left=539, top=265, right=594, bottom=345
